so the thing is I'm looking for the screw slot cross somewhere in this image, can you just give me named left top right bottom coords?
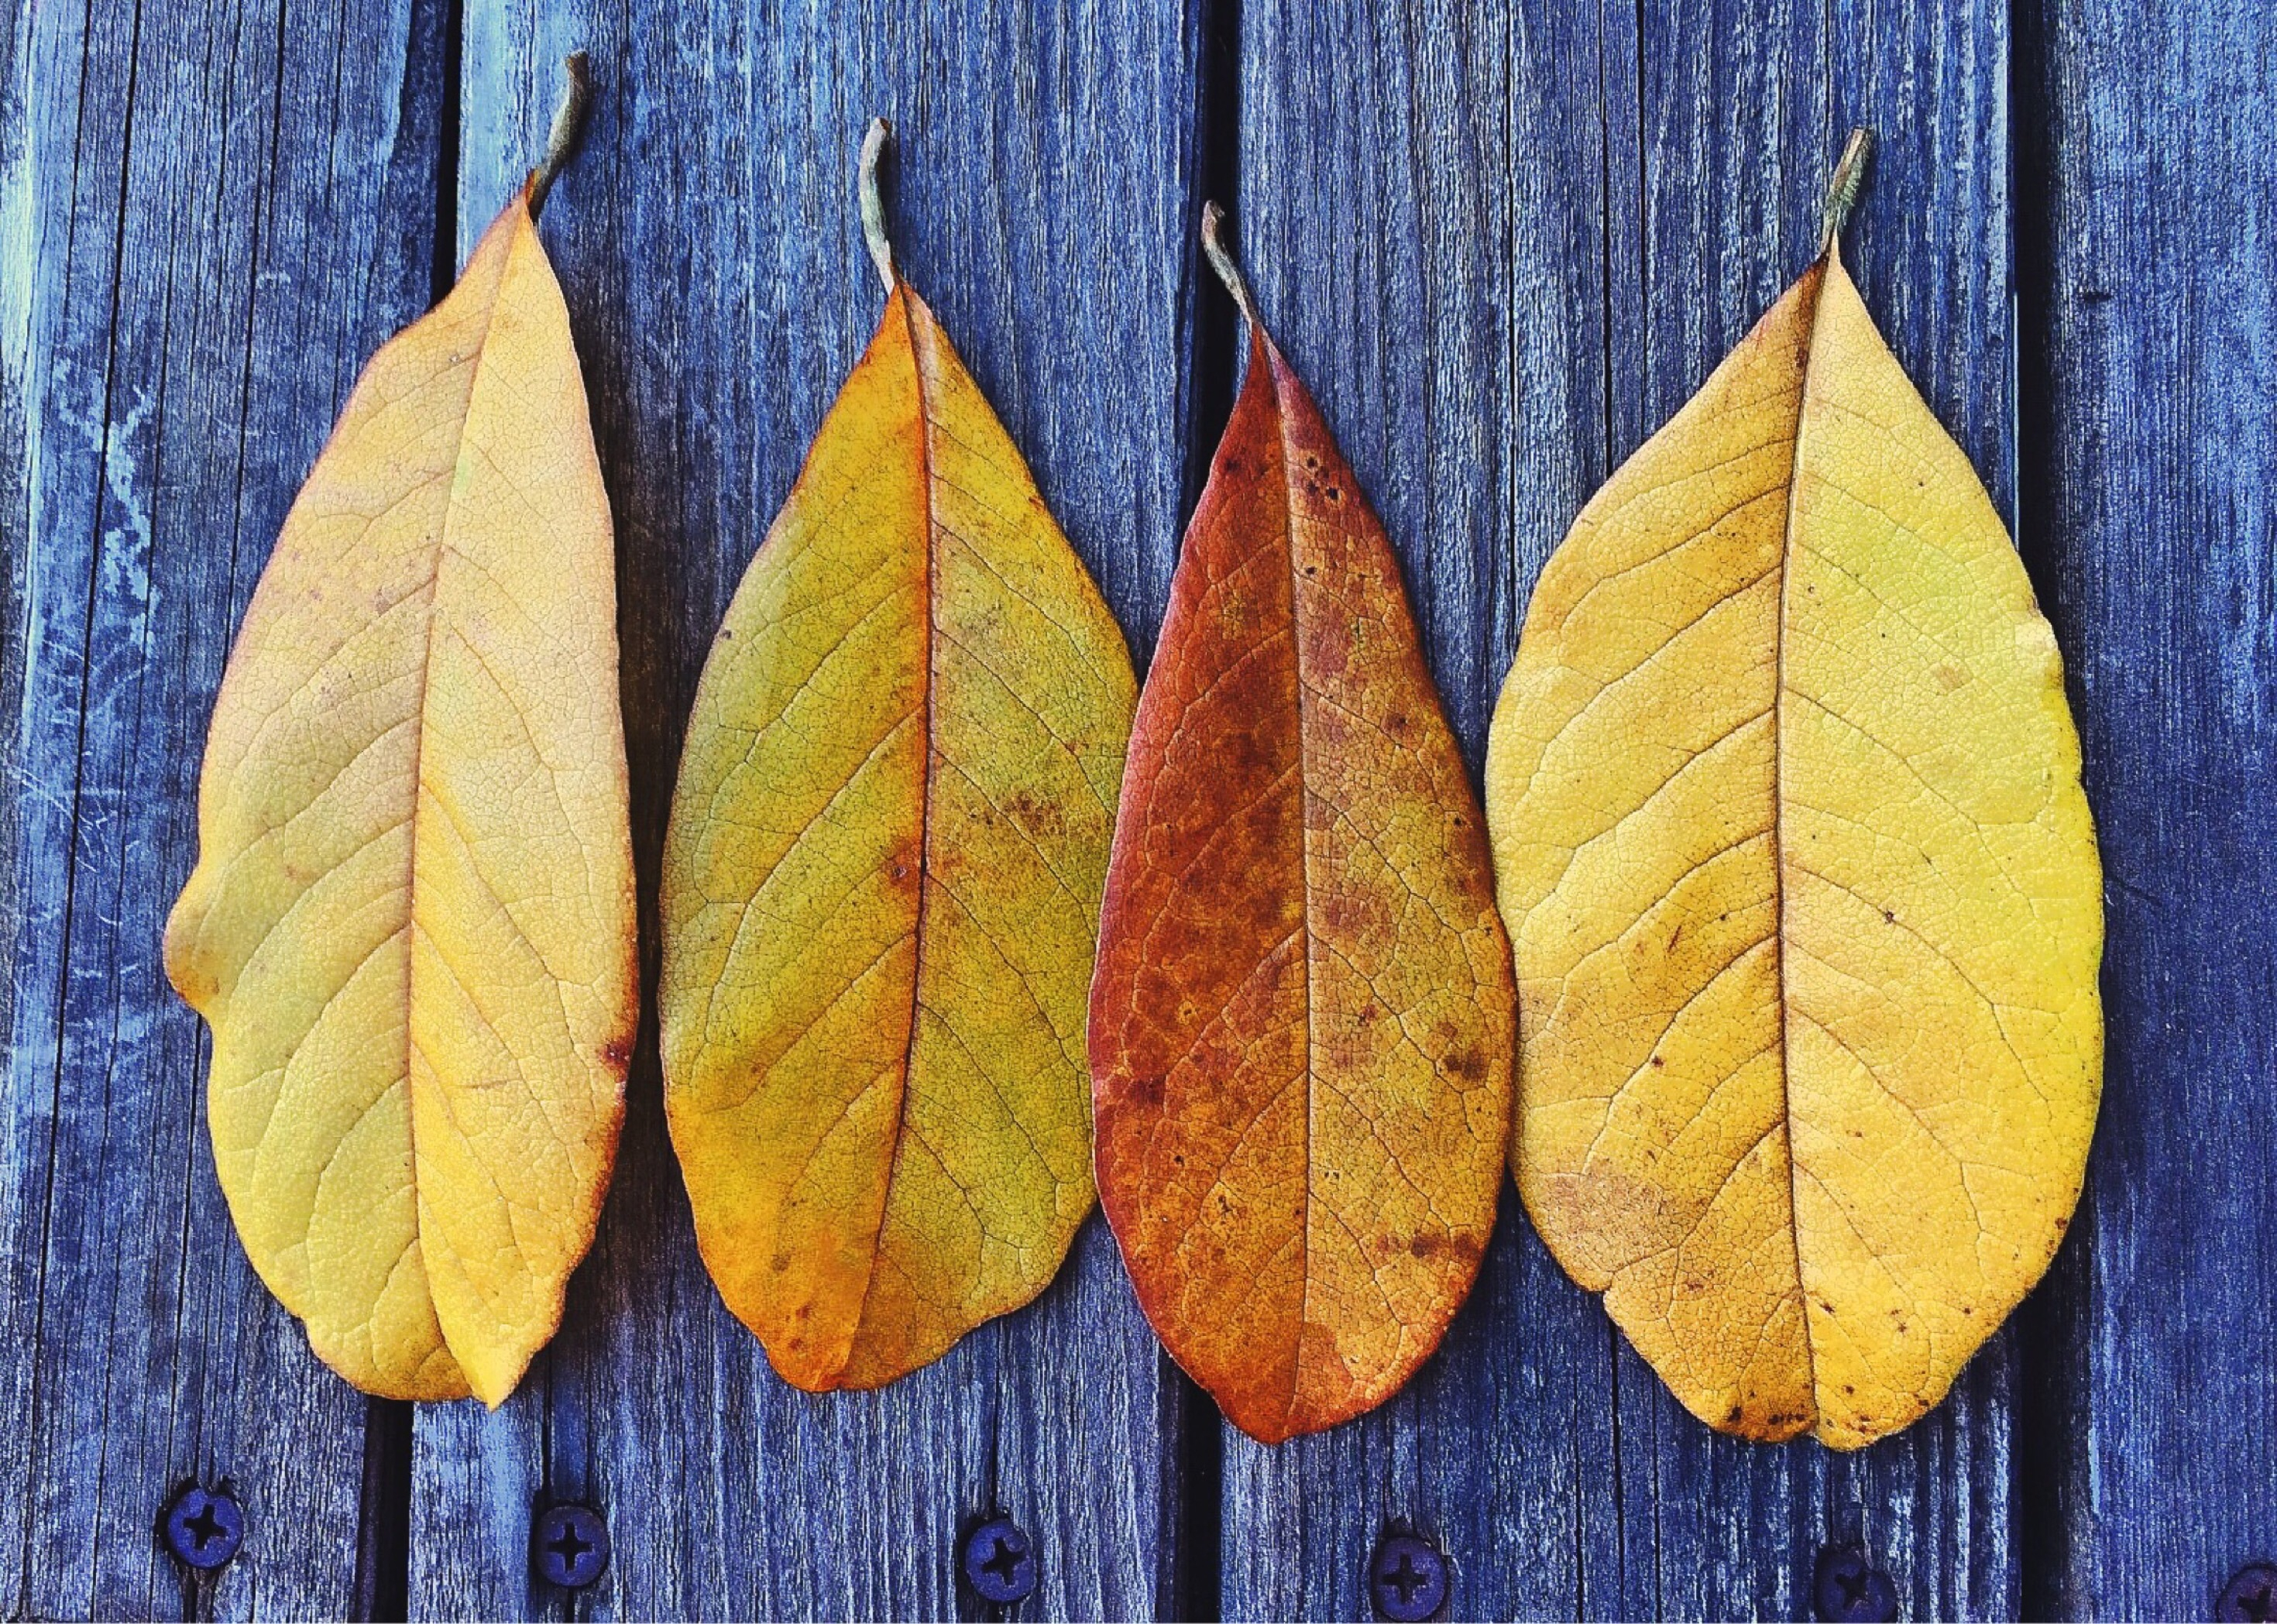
left=531, top=1503, right=610, bottom=1590
left=1812, top=1544, right=1898, bottom=1623
left=184, top=1502, right=228, bottom=1552
left=2219, top=1564, right=2277, bottom=1623
left=960, top=1516, right=1037, bottom=1605
left=1383, top=1551, right=1427, bottom=1607
left=1368, top=1532, right=1448, bottom=1622
left=981, top=1536, right=1027, bottom=1587
left=546, top=1523, right=594, bottom=1568
left=1833, top=1567, right=1871, bottom=1612
left=160, top=1486, right=245, bottom=1572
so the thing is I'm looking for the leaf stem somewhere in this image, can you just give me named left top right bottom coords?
left=1200, top=201, right=1262, bottom=330
left=527, top=52, right=592, bottom=220
left=860, top=118, right=896, bottom=292
left=1819, top=126, right=1874, bottom=256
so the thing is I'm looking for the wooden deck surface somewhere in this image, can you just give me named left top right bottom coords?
left=3, top=0, right=2270, bottom=1618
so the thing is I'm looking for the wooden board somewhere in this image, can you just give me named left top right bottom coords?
left=2016, top=0, right=2277, bottom=1615
left=1222, top=2, right=2021, bottom=1616
left=6, top=0, right=2276, bottom=1615
left=404, top=2, right=1204, bottom=1615
left=0, top=0, right=447, bottom=1615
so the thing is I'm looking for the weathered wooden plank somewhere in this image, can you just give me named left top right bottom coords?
left=0, top=0, right=445, bottom=1616
left=408, top=4, right=1203, bottom=1615
left=1224, top=2, right=2020, bottom=1617
left=2018, top=1, right=2277, bottom=1615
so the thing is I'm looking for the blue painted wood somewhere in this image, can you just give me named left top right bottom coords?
left=405, top=3, right=1204, bottom=1616
left=0, top=0, right=447, bottom=1615
left=2016, top=0, right=2277, bottom=1615
left=5, top=0, right=2273, bottom=1615
left=1223, top=2, right=2020, bottom=1618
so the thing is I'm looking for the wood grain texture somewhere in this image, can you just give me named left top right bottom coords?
left=0, top=0, right=446, bottom=1615
left=1224, top=1, right=2021, bottom=1615
left=5, top=0, right=2273, bottom=1613
left=407, top=2, right=1201, bottom=1615
left=2018, top=0, right=2277, bottom=1614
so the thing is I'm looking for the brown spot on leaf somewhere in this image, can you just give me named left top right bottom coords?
left=1004, top=789, right=1065, bottom=840
left=1407, top=1231, right=1482, bottom=1265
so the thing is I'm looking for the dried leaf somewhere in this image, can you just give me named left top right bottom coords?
left=164, top=67, right=634, bottom=1407
left=1484, top=134, right=2102, bottom=1448
left=1090, top=210, right=1515, bottom=1444
left=658, top=124, right=1136, bottom=1391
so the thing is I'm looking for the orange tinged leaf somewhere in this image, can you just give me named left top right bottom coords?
left=163, top=60, right=634, bottom=1407
left=1090, top=208, right=1516, bottom=1444
left=658, top=124, right=1136, bottom=1390
left=1484, top=133, right=2102, bottom=1447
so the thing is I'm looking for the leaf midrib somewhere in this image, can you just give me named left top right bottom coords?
left=1770, top=256, right=1833, bottom=1418
left=838, top=287, right=936, bottom=1385
left=398, top=209, right=524, bottom=1392
left=1263, top=339, right=1321, bottom=1440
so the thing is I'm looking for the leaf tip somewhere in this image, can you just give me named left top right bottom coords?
left=1819, top=126, right=1875, bottom=257
left=859, top=117, right=896, bottom=292
left=527, top=50, right=594, bottom=220
left=1200, top=200, right=1262, bottom=331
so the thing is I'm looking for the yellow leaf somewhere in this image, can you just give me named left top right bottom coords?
left=1484, top=136, right=2102, bottom=1448
left=164, top=95, right=634, bottom=1409
left=658, top=124, right=1136, bottom=1391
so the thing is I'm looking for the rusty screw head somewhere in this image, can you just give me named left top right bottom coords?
left=160, top=1485, right=244, bottom=1571
left=532, top=1502, right=610, bottom=1589
left=2217, top=1564, right=2277, bottom=1622
left=1814, top=1543, right=1898, bottom=1622
left=960, top=1516, right=1036, bottom=1605
left=1369, top=1532, right=1448, bottom=1622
